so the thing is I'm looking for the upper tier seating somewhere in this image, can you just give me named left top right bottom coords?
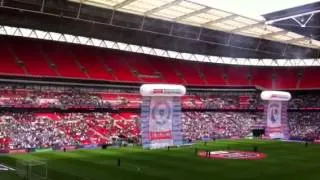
left=102, top=53, right=140, bottom=82
left=251, top=68, right=273, bottom=89
left=300, top=68, right=320, bottom=89
left=73, top=47, right=115, bottom=80
left=0, top=44, right=25, bottom=75
left=172, top=61, right=204, bottom=85
left=11, top=42, right=57, bottom=77
left=42, top=44, right=87, bottom=78
left=197, top=64, right=226, bottom=86
left=149, top=57, right=184, bottom=84
left=274, top=68, right=298, bottom=89
left=0, top=37, right=313, bottom=89
left=225, top=66, right=250, bottom=85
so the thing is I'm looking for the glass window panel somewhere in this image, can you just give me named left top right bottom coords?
left=206, top=9, right=231, bottom=17
left=168, top=5, right=194, bottom=14
left=197, top=13, right=221, bottom=21
left=233, top=17, right=257, bottom=24
left=179, top=1, right=204, bottom=10
left=184, top=16, right=211, bottom=24
left=286, top=32, right=304, bottom=39
left=273, top=35, right=292, bottom=41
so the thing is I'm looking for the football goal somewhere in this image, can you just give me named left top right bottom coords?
left=16, top=159, right=47, bottom=180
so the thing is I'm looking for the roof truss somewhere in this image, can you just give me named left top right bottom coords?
left=68, top=0, right=320, bottom=49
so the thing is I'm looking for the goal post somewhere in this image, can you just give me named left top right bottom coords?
left=16, top=159, right=48, bottom=180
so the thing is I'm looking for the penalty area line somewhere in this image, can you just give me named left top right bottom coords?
left=0, top=163, right=15, bottom=171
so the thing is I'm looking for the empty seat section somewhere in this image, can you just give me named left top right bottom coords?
left=102, top=53, right=140, bottom=82
left=274, top=68, right=298, bottom=89
left=126, top=54, right=156, bottom=75
left=42, top=45, right=87, bottom=78
left=12, top=44, right=56, bottom=76
left=225, top=66, right=249, bottom=85
left=125, top=54, right=162, bottom=83
left=140, top=76, right=162, bottom=83
left=0, top=45, right=24, bottom=75
left=73, top=48, right=114, bottom=80
left=173, top=61, right=203, bottom=85
left=300, top=68, right=320, bottom=88
left=251, top=68, right=273, bottom=89
left=149, top=58, right=183, bottom=84
left=198, top=64, right=225, bottom=85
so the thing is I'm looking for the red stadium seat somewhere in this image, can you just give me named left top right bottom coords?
left=42, top=44, right=87, bottom=78
left=12, top=43, right=57, bottom=77
left=149, top=57, right=183, bottom=84
left=102, top=53, right=140, bottom=82
left=173, top=61, right=204, bottom=85
left=0, top=38, right=319, bottom=90
left=72, top=48, right=115, bottom=80
left=225, top=66, right=250, bottom=85
left=198, top=63, right=226, bottom=86
left=300, top=68, right=320, bottom=88
left=0, top=44, right=25, bottom=75
left=274, top=68, right=298, bottom=89
left=251, top=67, right=273, bottom=89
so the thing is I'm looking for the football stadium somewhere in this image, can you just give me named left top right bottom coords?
left=0, top=0, right=320, bottom=180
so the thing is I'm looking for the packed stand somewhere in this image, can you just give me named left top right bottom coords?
left=289, top=93, right=320, bottom=109
left=0, top=112, right=140, bottom=149
left=0, top=84, right=261, bottom=110
left=288, top=112, right=320, bottom=140
left=182, top=112, right=264, bottom=141
left=0, top=85, right=142, bottom=109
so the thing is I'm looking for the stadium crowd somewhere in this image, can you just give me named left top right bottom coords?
left=289, top=93, right=320, bottom=109
left=0, top=112, right=140, bottom=149
left=182, top=112, right=264, bottom=140
left=288, top=112, right=320, bottom=140
left=1, top=110, right=320, bottom=149
left=1, top=84, right=320, bottom=149
left=0, top=84, right=262, bottom=110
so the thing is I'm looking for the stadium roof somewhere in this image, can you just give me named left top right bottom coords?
left=0, top=0, right=319, bottom=66
left=2, top=24, right=319, bottom=67
left=263, top=1, right=320, bottom=41
left=69, top=0, right=320, bottom=49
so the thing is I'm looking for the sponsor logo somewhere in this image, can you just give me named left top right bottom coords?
left=149, top=131, right=172, bottom=140
left=59, top=146, right=77, bottom=151
left=8, top=149, right=27, bottom=154
left=198, top=150, right=267, bottom=160
left=0, top=149, right=9, bottom=153
left=82, top=144, right=98, bottom=149
left=35, top=148, right=53, bottom=153
left=314, top=140, right=320, bottom=144
left=151, top=101, right=171, bottom=126
left=152, top=89, right=182, bottom=95
left=270, top=94, right=288, bottom=100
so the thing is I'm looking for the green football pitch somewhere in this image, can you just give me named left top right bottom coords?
left=1, top=140, right=320, bottom=180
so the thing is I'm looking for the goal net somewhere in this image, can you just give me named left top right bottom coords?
left=16, top=159, right=47, bottom=180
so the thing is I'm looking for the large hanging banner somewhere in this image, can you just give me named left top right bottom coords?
left=261, top=91, right=291, bottom=139
left=140, top=84, right=185, bottom=149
